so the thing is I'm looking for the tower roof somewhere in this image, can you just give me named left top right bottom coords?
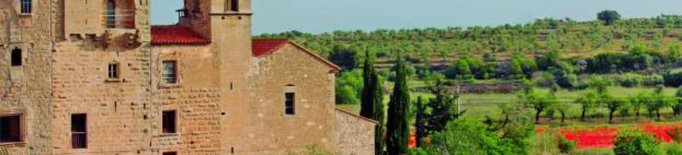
left=151, top=25, right=211, bottom=45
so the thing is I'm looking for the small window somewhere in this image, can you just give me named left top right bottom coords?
left=163, top=152, right=177, bottom=155
left=20, top=0, right=31, bottom=14
left=226, top=0, right=239, bottom=12
left=285, top=93, right=295, bottom=115
left=162, top=61, right=177, bottom=84
left=11, top=48, right=21, bottom=66
left=108, top=63, right=120, bottom=79
left=162, top=110, right=176, bottom=134
left=0, top=115, right=22, bottom=143
left=106, top=0, right=116, bottom=28
left=71, top=114, right=87, bottom=149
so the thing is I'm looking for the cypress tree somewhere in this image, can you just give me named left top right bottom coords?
left=360, top=50, right=386, bottom=155
left=386, top=54, right=410, bottom=155
left=372, top=73, right=385, bottom=155
left=361, top=50, right=376, bottom=119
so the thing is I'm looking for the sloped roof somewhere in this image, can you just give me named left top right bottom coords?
left=252, top=39, right=289, bottom=57
left=151, top=25, right=210, bottom=45
left=252, top=39, right=341, bottom=72
left=335, top=108, right=379, bottom=124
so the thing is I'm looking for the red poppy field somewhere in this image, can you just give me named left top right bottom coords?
left=538, top=123, right=682, bottom=149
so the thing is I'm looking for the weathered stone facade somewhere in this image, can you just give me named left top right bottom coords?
left=0, top=0, right=376, bottom=155
left=335, top=109, right=377, bottom=155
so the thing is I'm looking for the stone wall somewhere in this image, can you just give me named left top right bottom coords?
left=247, top=43, right=338, bottom=154
left=151, top=45, right=223, bottom=155
left=0, top=0, right=55, bottom=154
left=334, top=109, right=376, bottom=155
left=51, top=0, right=152, bottom=154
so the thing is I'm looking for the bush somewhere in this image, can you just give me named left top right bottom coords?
left=645, top=75, right=665, bottom=87
left=558, top=137, right=577, bottom=154
left=664, top=71, right=682, bottom=87
left=617, top=74, right=642, bottom=87
left=666, top=143, right=682, bottom=155
left=613, top=130, right=663, bottom=155
left=335, top=71, right=363, bottom=104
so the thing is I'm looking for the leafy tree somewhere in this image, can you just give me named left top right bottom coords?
left=555, top=101, right=571, bottom=124
left=629, top=94, right=645, bottom=119
left=386, top=54, right=410, bottom=155
left=419, top=116, right=533, bottom=155
left=589, top=76, right=612, bottom=94
left=509, top=59, right=525, bottom=79
left=537, top=50, right=561, bottom=70
left=335, top=71, right=363, bottom=105
left=577, top=91, right=599, bottom=121
left=603, top=95, right=627, bottom=123
left=613, top=131, right=663, bottom=155
left=415, top=78, right=465, bottom=147
left=598, top=10, right=621, bottom=26
left=664, top=71, right=682, bottom=87
left=667, top=44, right=681, bottom=64
left=674, top=87, right=682, bottom=116
left=359, top=50, right=386, bottom=155
left=519, top=89, right=557, bottom=123
left=329, top=45, right=358, bottom=70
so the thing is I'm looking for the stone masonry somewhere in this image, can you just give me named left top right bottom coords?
left=0, top=0, right=376, bottom=155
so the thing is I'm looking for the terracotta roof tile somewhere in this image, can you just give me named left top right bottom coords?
left=252, top=39, right=341, bottom=72
left=151, top=25, right=210, bottom=45
left=252, top=39, right=289, bottom=57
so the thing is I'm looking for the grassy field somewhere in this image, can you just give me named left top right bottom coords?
left=338, top=86, right=679, bottom=121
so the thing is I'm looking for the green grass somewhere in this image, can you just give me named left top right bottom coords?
left=338, top=86, right=679, bottom=123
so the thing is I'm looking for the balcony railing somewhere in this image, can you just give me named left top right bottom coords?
left=101, top=9, right=136, bottom=29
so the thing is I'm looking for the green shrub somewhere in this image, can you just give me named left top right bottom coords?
left=664, top=71, right=682, bottom=87
left=613, top=130, right=663, bottom=155
left=667, top=143, right=682, bottom=155
left=558, top=137, right=577, bottom=154
left=617, top=74, right=642, bottom=87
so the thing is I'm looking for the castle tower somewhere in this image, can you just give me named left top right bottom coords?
left=177, top=0, right=254, bottom=153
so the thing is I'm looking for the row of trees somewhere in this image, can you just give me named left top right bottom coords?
left=525, top=76, right=682, bottom=124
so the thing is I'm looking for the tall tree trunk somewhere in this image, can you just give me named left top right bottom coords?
left=609, top=110, right=615, bottom=123
left=561, top=113, right=566, bottom=124
left=657, top=110, right=661, bottom=119
left=580, top=107, right=586, bottom=121
left=535, top=109, right=542, bottom=123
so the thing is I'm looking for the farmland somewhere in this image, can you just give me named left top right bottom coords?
left=274, top=12, right=682, bottom=154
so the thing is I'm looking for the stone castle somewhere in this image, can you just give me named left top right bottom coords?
left=0, top=0, right=376, bottom=154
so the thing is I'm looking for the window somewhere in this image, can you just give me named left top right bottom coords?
left=20, top=0, right=31, bottom=14
left=11, top=48, right=21, bottom=66
left=226, top=0, right=239, bottom=12
left=108, top=63, right=120, bottom=79
left=106, top=0, right=116, bottom=28
left=163, top=152, right=177, bottom=155
left=162, top=110, right=176, bottom=134
left=0, top=115, right=22, bottom=143
left=162, top=61, right=177, bottom=84
left=71, top=114, right=87, bottom=149
left=285, top=93, right=295, bottom=115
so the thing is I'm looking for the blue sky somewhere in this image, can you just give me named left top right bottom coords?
left=151, top=0, right=682, bottom=35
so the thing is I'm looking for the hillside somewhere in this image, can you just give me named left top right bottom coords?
left=257, top=15, right=682, bottom=70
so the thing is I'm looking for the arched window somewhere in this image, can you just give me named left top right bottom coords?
left=106, top=0, right=116, bottom=28
left=11, top=47, right=22, bottom=66
left=226, top=0, right=239, bottom=12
